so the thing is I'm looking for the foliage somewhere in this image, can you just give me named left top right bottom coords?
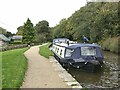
left=0, top=27, right=14, bottom=38
left=16, top=26, right=24, bottom=35
left=39, top=43, right=53, bottom=58
left=101, top=38, right=111, bottom=51
left=34, top=20, right=50, bottom=43
left=2, top=48, right=28, bottom=88
left=0, top=27, right=6, bottom=34
left=51, top=18, right=73, bottom=40
left=101, top=37, right=120, bottom=53
left=0, top=44, right=28, bottom=52
left=35, top=20, right=49, bottom=33
left=5, top=31, right=13, bottom=38
left=22, top=18, right=35, bottom=44
left=51, top=2, right=119, bottom=43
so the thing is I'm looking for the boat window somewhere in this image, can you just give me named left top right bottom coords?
left=65, top=49, right=74, bottom=57
left=81, top=47, right=96, bottom=56
left=55, top=47, right=57, bottom=52
left=57, top=48, right=59, bottom=53
left=60, top=50, right=62, bottom=55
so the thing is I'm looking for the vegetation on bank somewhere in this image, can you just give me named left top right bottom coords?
left=39, top=43, right=53, bottom=58
left=51, top=2, right=119, bottom=42
left=50, top=2, right=119, bottom=53
left=100, top=37, right=120, bottom=54
left=0, top=44, right=28, bottom=52
left=2, top=48, right=28, bottom=88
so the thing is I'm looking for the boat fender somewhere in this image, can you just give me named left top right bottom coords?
left=69, top=62, right=72, bottom=65
left=85, top=62, right=88, bottom=65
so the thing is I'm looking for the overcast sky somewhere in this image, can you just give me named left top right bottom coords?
left=0, top=0, right=87, bottom=33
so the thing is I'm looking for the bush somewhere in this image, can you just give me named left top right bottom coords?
left=109, top=37, right=120, bottom=53
left=101, top=37, right=120, bottom=53
left=10, top=41, right=22, bottom=44
left=0, top=44, right=28, bottom=52
left=102, top=38, right=111, bottom=51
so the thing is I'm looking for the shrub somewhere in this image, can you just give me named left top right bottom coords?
left=109, top=37, right=120, bottom=53
left=0, top=44, right=28, bottom=52
left=102, top=38, right=111, bottom=51
left=101, top=36, right=120, bottom=53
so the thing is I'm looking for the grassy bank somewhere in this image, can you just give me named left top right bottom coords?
left=39, top=43, right=53, bottom=58
left=100, top=36, right=120, bottom=54
left=2, top=48, right=28, bottom=88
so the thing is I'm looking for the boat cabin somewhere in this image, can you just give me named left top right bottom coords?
left=64, top=43, right=103, bottom=63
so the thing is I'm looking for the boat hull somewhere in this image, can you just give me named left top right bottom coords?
left=54, top=53, right=102, bottom=72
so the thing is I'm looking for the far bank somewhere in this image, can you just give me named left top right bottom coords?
left=99, top=36, right=120, bottom=54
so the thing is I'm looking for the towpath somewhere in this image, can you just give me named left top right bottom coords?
left=22, top=44, right=71, bottom=88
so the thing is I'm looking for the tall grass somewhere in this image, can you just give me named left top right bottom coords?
left=39, top=43, right=53, bottom=58
left=2, top=48, right=28, bottom=88
left=101, top=37, right=120, bottom=53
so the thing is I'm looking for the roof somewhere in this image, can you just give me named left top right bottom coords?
left=53, top=38, right=70, bottom=44
left=12, top=35, right=23, bottom=40
left=53, top=38, right=69, bottom=41
left=0, top=34, right=10, bottom=41
left=67, top=43, right=101, bottom=49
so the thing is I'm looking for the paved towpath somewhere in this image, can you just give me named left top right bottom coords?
left=22, top=44, right=71, bottom=88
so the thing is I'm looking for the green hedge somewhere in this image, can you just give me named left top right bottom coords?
left=0, top=44, right=28, bottom=52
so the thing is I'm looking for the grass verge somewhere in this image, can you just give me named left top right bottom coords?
left=2, top=48, right=28, bottom=88
left=39, top=43, right=53, bottom=58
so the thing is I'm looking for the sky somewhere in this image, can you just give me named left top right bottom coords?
left=0, top=0, right=87, bottom=33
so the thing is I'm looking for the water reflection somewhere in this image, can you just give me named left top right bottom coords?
left=67, top=51, right=119, bottom=88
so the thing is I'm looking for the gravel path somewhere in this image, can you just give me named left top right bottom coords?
left=22, top=44, right=71, bottom=88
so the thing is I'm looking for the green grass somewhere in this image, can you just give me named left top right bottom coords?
left=2, top=48, right=28, bottom=88
left=39, top=43, right=53, bottom=58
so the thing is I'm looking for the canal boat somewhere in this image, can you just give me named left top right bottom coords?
left=51, top=38, right=104, bottom=71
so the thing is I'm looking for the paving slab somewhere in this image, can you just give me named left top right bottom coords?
left=50, top=57, right=82, bottom=89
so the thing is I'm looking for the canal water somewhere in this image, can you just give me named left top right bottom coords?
left=67, top=51, right=119, bottom=88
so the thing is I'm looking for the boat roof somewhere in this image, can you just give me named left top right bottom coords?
left=67, top=43, right=101, bottom=49
left=12, top=35, right=23, bottom=40
left=53, top=38, right=69, bottom=41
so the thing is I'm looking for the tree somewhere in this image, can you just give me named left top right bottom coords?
left=0, top=27, right=13, bottom=37
left=51, top=2, right=119, bottom=43
left=35, top=20, right=49, bottom=33
left=34, top=20, right=50, bottom=43
left=5, top=31, right=13, bottom=37
left=0, top=27, right=6, bottom=34
left=22, top=18, right=35, bottom=44
left=16, top=26, right=24, bottom=35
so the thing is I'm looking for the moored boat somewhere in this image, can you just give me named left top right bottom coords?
left=51, top=38, right=104, bottom=72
